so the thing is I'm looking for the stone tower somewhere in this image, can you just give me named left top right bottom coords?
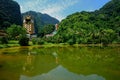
left=23, top=15, right=34, bottom=35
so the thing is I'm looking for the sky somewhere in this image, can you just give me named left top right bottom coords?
left=14, top=0, right=111, bottom=21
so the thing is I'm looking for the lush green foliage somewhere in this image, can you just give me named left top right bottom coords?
left=37, top=38, right=45, bottom=45
left=0, top=37, right=8, bottom=44
left=53, top=0, right=120, bottom=44
left=18, top=35, right=29, bottom=46
left=32, top=38, right=38, bottom=45
left=31, top=38, right=45, bottom=45
left=38, top=24, right=55, bottom=37
left=6, top=24, right=26, bottom=40
left=0, top=0, right=22, bottom=29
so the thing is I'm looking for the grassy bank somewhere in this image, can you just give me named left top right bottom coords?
left=0, top=40, right=20, bottom=48
left=0, top=40, right=120, bottom=49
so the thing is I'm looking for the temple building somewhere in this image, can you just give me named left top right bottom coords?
left=23, top=15, right=35, bottom=35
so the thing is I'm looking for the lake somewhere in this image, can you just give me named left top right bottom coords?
left=0, top=46, right=120, bottom=80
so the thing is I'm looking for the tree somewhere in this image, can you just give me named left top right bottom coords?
left=38, top=24, right=55, bottom=37
left=19, top=35, right=29, bottom=46
left=6, top=24, right=26, bottom=40
left=43, top=24, right=55, bottom=35
left=0, top=37, right=8, bottom=44
left=99, top=29, right=116, bottom=45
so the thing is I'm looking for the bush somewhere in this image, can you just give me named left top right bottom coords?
left=19, top=35, right=29, bottom=46
left=67, top=39, right=75, bottom=45
left=0, top=37, right=8, bottom=44
left=32, top=38, right=37, bottom=45
left=37, top=38, right=44, bottom=45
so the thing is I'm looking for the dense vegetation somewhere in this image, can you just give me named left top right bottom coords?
left=22, top=11, right=59, bottom=34
left=38, top=24, right=55, bottom=37
left=52, top=0, right=120, bottom=45
left=6, top=24, right=26, bottom=40
left=0, top=0, right=22, bottom=29
left=6, top=24, right=29, bottom=46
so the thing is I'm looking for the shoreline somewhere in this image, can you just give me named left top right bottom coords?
left=0, top=43, right=120, bottom=49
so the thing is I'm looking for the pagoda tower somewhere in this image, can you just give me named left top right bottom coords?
left=23, top=15, right=35, bottom=35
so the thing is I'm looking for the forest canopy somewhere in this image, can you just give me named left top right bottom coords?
left=53, top=0, right=120, bottom=44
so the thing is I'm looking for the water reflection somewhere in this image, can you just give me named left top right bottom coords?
left=0, top=47, right=119, bottom=80
left=23, top=52, right=35, bottom=72
left=52, top=52, right=59, bottom=64
left=20, top=65, right=105, bottom=80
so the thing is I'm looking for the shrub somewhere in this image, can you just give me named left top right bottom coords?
left=67, top=39, right=75, bottom=45
left=0, top=37, right=8, bottom=44
left=32, top=38, right=37, bottom=45
left=19, top=35, right=29, bottom=46
left=37, top=38, right=44, bottom=45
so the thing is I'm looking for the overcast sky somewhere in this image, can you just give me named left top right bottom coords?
left=14, top=0, right=110, bottom=21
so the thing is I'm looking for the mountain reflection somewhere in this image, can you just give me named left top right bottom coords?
left=20, top=65, right=105, bottom=80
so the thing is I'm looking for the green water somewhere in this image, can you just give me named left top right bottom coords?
left=0, top=46, right=120, bottom=80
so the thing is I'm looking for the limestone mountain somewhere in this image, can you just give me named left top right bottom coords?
left=0, top=0, right=22, bottom=29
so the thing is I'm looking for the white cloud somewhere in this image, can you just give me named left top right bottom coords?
left=15, top=0, right=110, bottom=21
left=17, top=0, right=79, bottom=21
left=41, top=0, right=79, bottom=21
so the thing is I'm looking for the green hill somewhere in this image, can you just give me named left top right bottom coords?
left=54, top=0, right=120, bottom=44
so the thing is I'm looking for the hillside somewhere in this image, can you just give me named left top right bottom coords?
left=0, top=0, right=22, bottom=29
left=54, top=0, right=120, bottom=44
left=22, top=11, right=59, bottom=33
left=99, top=0, right=120, bottom=30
